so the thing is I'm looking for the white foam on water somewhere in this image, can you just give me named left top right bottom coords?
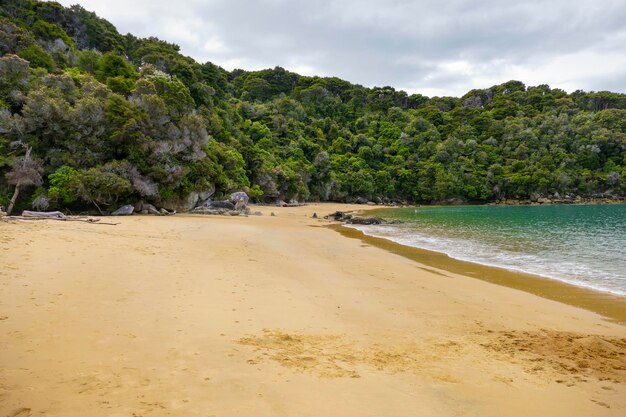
left=348, top=223, right=626, bottom=297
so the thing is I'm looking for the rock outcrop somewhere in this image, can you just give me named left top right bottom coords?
left=189, top=191, right=252, bottom=216
left=130, top=202, right=176, bottom=215
left=323, top=210, right=400, bottom=225
left=111, top=204, right=134, bottom=216
left=207, top=201, right=236, bottom=210
left=345, top=217, right=387, bottom=225
left=491, top=193, right=625, bottom=206
left=230, top=191, right=249, bottom=206
left=324, top=211, right=352, bottom=221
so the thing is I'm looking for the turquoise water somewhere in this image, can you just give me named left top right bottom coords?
left=350, top=204, right=626, bottom=295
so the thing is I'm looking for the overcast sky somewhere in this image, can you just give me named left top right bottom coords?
left=53, top=0, right=626, bottom=97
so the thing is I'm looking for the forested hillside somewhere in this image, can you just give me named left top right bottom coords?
left=1, top=0, right=625, bottom=213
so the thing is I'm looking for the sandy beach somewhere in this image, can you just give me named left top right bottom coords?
left=1, top=203, right=625, bottom=417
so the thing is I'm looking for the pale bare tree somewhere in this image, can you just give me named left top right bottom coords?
left=5, top=144, right=42, bottom=215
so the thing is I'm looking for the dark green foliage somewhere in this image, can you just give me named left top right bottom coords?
left=96, top=52, right=137, bottom=81
left=0, top=0, right=625, bottom=211
left=233, top=66, right=299, bottom=101
left=76, top=49, right=101, bottom=74
left=95, top=52, right=137, bottom=95
left=16, top=43, right=54, bottom=71
left=65, top=5, right=125, bottom=52
left=80, top=164, right=133, bottom=206
left=31, top=19, right=75, bottom=48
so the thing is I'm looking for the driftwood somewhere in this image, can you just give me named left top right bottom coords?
left=18, top=210, right=119, bottom=225
left=22, top=210, right=66, bottom=219
left=68, top=218, right=120, bottom=225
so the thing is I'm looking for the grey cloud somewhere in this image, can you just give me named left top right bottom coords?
left=55, top=0, right=626, bottom=96
left=582, top=72, right=626, bottom=93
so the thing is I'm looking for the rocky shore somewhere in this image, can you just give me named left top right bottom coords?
left=323, top=210, right=402, bottom=225
left=490, top=193, right=626, bottom=206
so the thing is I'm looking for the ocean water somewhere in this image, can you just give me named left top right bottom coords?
left=350, top=204, right=626, bottom=296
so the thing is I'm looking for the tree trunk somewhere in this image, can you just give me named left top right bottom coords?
left=91, top=199, right=104, bottom=215
left=6, top=182, right=20, bottom=215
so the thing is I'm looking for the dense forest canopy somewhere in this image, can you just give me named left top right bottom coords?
left=1, top=0, right=625, bottom=213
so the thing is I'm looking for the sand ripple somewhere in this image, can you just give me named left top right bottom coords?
left=239, top=329, right=462, bottom=378
left=480, top=329, right=626, bottom=385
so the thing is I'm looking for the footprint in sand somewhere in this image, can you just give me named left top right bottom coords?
left=7, top=408, right=32, bottom=417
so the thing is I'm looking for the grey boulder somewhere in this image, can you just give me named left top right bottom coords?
left=145, top=204, right=161, bottom=215
left=234, top=199, right=247, bottom=211
left=111, top=204, right=134, bottom=216
left=209, top=201, right=236, bottom=210
left=230, top=191, right=249, bottom=206
left=346, top=217, right=385, bottom=225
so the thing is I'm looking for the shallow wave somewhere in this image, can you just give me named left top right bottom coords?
left=348, top=223, right=626, bottom=297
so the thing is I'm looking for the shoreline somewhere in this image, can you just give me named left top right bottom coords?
left=332, top=223, right=626, bottom=323
left=1, top=203, right=625, bottom=416
left=321, top=196, right=626, bottom=209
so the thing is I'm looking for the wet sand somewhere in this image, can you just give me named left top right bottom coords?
left=1, top=203, right=625, bottom=417
left=334, top=224, right=626, bottom=323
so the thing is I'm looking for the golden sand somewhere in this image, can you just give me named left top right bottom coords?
left=1, top=203, right=624, bottom=417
